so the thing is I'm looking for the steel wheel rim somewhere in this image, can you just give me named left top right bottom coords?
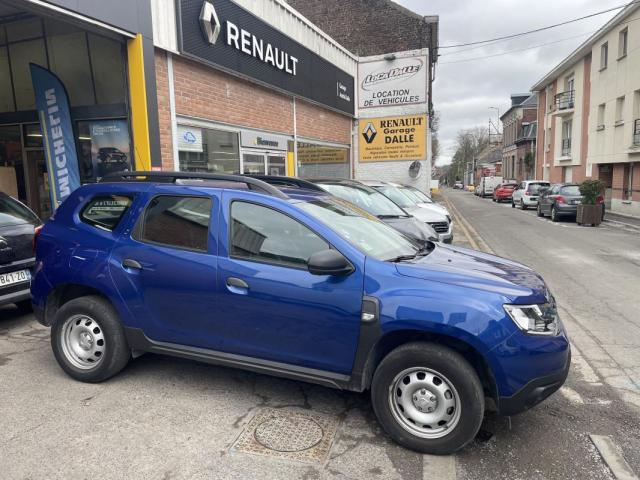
left=388, top=367, right=462, bottom=439
left=60, top=314, right=106, bottom=369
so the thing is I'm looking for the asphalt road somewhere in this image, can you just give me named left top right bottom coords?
left=1, top=191, right=639, bottom=479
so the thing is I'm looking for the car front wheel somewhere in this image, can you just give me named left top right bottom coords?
left=371, top=342, right=484, bottom=455
left=51, top=295, right=130, bottom=383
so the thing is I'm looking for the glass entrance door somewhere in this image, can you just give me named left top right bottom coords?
left=0, top=125, right=26, bottom=203
left=242, top=151, right=287, bottom=176
left=24, top=149, right=51, bottom=219
left=242, top=153, right=266, bottom=175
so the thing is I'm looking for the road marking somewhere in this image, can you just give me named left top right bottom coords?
left=423, top=454, right=456, bottom=479
left=590, top=435, right=639, bottom=480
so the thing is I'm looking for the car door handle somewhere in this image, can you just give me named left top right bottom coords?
left=122, top=258, right=143, bottom=270
left=226, top=277, right=249, bottom=295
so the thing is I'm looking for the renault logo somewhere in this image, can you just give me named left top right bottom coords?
left=362, top=123, right=377, bottom=144
left=200, top=1, right=221, bottom=45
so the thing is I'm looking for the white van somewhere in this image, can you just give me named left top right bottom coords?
left=478, top=176, right=503, bottom=197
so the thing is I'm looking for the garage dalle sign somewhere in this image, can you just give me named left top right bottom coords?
left=359, top=115, right=427, bottom=162
left=180, top=0, right=355, bottom=115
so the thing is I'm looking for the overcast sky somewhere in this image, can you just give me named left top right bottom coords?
left=394, top=0, right=624, bottom=165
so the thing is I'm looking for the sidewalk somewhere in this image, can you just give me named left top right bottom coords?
left=604, top=212, right=640, bottom=230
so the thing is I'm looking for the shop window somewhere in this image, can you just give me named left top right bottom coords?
left=297, top=142, right=349, bottom=179
left=178, top=126, right=240, bottom=174
left=81, top=195, right=132, bottom=231
left=0, top=126, right=26, bottom=203
left=46, top=27, right=95, bottom=106
left=88, top=34, right=126, bottom=105
left=0, top=47, right=14, bottom=113
left=230, top=201, right=328, bottom=268
left=138, top=195, right=212, bottom=252
left=9, top=38, right=47, bottom=111
left=23, top=124, right=43, bottom=148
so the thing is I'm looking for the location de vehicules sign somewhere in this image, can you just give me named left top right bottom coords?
left=359, top=115, right=427, bottom=162
left=178, top=0, right=355, bottom=115
left=30, top=64, right=81, bottom=207
left=358, top=54, right=428, bottom=109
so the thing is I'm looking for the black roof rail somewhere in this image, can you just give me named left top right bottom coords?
left=244, top=175, right=326, bottom=193
left=100, top=171, right=289, bottom=199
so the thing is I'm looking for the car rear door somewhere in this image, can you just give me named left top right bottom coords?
left=214, top=191, right=364, bottom=375
left=109, top=186, right=220, bottom=348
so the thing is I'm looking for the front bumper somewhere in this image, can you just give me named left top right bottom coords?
left=498, top=347, right=571, bottom=415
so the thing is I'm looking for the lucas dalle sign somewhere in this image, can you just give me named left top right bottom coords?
left=359, top=115, right=427, bottom=162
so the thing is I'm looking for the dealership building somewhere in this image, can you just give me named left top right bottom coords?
left=0, top=0, right=438, bottom=218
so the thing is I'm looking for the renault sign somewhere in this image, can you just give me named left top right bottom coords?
left=359, top=115, right=427, bottom=162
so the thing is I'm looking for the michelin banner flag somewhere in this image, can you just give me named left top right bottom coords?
left=30, top=63, right=81, bottom=207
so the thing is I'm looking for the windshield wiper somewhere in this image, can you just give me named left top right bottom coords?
left=378, top=214, right=408, bottom=219
left=387, top=254, right=418, bottom=263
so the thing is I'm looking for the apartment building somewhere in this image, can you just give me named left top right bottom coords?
left=532, top=1, right=640, bottom=217
left=500, top=93, right=538, bottom=182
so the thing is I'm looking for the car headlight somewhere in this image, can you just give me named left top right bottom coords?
left=504, top=303, right=559, bottom=336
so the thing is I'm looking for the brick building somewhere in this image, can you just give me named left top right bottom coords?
left=500, top=93, right=538, bottom=182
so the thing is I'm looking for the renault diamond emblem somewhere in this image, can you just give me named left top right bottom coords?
left=362, top=123, right=377, bottom=144
left=200, top=1, right=221, bottom=45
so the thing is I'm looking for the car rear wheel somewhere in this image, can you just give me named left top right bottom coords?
left=537, top=204, right=544, bottom=217
left=371, top=342, right=484, bottom=455
left=511, top=200, right=515, bottom=208
left=520, top=200, right=527, bottom=210
left=51, top=295, right=130, bottom=383
left=551, top=206, right=559, bottom=222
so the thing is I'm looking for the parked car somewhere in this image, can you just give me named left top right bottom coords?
left=0, top=192, right=41, bottom=312
left=537, top=184, right=605, bottom=222
left=512, top=180, right=551, bottom=210
left=32, top=172, right=570, bottom=455
left=248, top=176, right=439, bottom=244
left=361, top=180, right=454, bottom=243
left=493, top=182, right=518, bottom=203
left=477, top=176, right=503, bottom=198
left=453, top=181, right=464, bottom=189
left=402, top=185, right=451, bottom=219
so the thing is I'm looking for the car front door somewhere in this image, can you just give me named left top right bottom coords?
left=215, top=192, right=365, bottom=375
left=109, top=187, right=220, bottom=348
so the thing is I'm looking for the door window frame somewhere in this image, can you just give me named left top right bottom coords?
left=228, top=199, right=333, bottom=271
left=240, top=148, right=288, bottom=176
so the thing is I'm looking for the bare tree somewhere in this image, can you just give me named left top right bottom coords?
left=448, top=127, right=489, bottom=184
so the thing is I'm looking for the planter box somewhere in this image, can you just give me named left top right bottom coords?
left=577, top=204, right=602, bottom=226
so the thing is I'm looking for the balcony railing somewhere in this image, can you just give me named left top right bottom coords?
left=561, top=138, right=572, bottom=156
left=634, top=119, right=640, bottom=145
left=554, top=90, right=575, bottom=111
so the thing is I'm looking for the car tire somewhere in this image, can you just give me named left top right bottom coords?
left=520, top=200, right=527, bottom=210
left=551, top=206, right=559, bottom=222
left=371, top=342, right=484, bottom=455
left=537, top=204, right=544, bottom=217
left=511, top=200, right=515, bottom=208
left=51, top=295, right=130, bottom=383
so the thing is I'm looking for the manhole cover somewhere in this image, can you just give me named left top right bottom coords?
left=231, top=408, right=340, bottom=463
left=254, top=416, right=323, bottom=452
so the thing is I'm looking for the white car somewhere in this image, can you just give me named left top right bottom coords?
left=511, top=180, right=551, bottom=210
left=361, top=181, right=454, bottom=244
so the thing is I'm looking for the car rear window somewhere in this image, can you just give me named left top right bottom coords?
left=560, top=186, right=581, bottom=196
left=0, top=194, right=39, bottom=226
left=527, top=183, right=549, bottom=194
left=138, top=195, right=212, bottom=252
left=81, top=195, right=133, bottom=231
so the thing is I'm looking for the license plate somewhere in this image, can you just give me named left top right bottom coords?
left=0, top=269, right=31, bottom=287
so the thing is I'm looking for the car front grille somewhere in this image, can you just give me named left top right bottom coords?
left=428, top=221, right=449, bottom=234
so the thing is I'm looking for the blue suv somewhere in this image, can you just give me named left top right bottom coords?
left=31, top=172, right=570, bottom=454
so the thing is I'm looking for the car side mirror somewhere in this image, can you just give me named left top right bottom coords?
left=307, top=249, right=354, bottom=276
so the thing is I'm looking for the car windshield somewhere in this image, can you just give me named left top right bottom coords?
left=374, top=186, right=418, bottom=209
left=320, top=183, right=407, bottom=217
left=403, top=187, right=433, bottom=203
left=0, top=194, right=39, bottom=226
left=528, top=183, right=549, bottom=194
left=560, top=185, right=581, bottom=196
left=503, top=184, right=517, bottom=189
left=298, top=198, right=421, bottom=261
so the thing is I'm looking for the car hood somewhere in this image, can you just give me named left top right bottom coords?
left=416, top=202, right=449, bottom=217
left=382, top=216, right=439, bottom=242
left=403, top=206, right=448, bottom=223
left=395, top=243, right=548, bottom=303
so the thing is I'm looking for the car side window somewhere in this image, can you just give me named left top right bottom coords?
left=137, top=195, right=212, bottom=252
left=230, top=201, right=329, bottom=269
left=81, top=195, right=133, bottom=231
